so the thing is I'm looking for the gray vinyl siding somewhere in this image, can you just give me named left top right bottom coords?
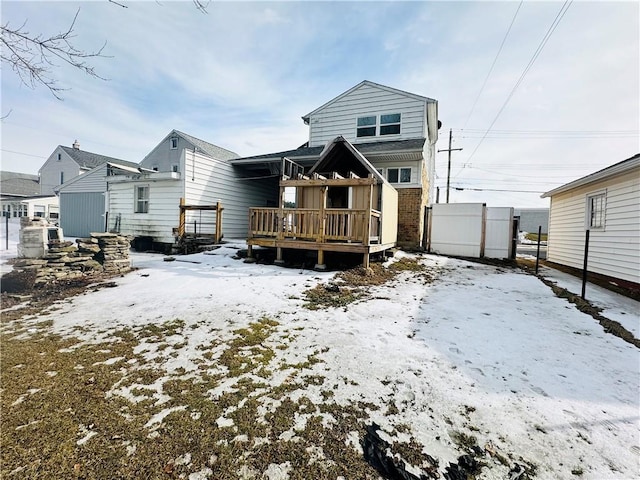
left=39, top=148, right=83, bottom=195
left=140, top=136, right=188, bottom=172
left=57, top=164, right=108, bottom=194
left=184, top=151, right=277, bottom=239
left=308, top=83, right=427, bottom=147
left=59, top=192, right=106, bottom=237
left=547, top=169, right=640, bottom=284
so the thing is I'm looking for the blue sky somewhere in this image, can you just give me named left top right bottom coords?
left=1, top=0, right=638, bottom=208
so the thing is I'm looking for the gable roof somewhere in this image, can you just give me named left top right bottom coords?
left=541, top=153, right=640, bottom=198
left=308, top=136, right=386, bottom=183
left=172, top=130, right=239, bottom=161
left=59, top=145, right=132, bottom=170
left=302, top=80, right=436, bottom=123
left=55, top=159, right=146, bottom=193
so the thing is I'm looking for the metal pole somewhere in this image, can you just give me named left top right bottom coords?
left=446, top=128, right=452, bottom=203
left=5, top=214, right=8, bottom=250
left=535, top=225, right=542, bottom=274
left=581, top=230, right=590, bottom=299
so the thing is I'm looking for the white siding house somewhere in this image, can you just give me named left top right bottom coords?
left=542, top=154, right=640, bottom=286
left=107, top=130, right=276, bottom=250
left=233, top=80, right=439, bottom=247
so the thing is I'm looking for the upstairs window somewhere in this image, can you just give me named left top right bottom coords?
left=171, top=164, right=179, bottom=173
left=586, top=191, right=605, bottom=230
left=357, top=116, right=376, bottom=137
left=380, top=113, right=401, bottom=135
left=57, top=153, right=62, bottom=161
left=356, top=113, right=401, bottom=138
left=170, top=137, right=178, bottom=149
left=135, top=185, right=149, bottom=213
left=387, top=167, right=412, bottom=184
left=60, top=172, right=64, bottom=184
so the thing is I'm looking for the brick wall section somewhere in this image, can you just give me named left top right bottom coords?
left=397, top=188, right=423, bottom=246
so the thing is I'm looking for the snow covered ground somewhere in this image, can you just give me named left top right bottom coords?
left=2, top=220, right=639, bottom=479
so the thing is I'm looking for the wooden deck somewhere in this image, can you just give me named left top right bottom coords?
left=247, top=207, right=391, bottom=268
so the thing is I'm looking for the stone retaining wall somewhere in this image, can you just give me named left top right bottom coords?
left=13, top=233, right=131, bottom=285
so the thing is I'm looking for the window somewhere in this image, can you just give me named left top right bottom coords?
left=57, top=153, right=62, bottom=161
left=152, top=166, right=159, bottom=172
left=586, top=192, right=605, bottom=230
left=380, top=113, right=401, bottom=135
left=356, top=113, right=401, bottom=138
left=135, top=185, right=149, bottom=213
left=170, top=137, right=178, bottom=149
left=60, top=172, right=64, bottom=184
left=357, top=116, right=376, bottom=137
left=171, top=164, right=179, bottom=173
left=387, top=167, right=411, bottom=184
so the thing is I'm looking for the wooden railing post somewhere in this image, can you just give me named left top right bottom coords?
left=178, top=197, right=185, bottom=237
left=318, top=186, right=327, bottom=244
left=277, top=185, right=286, bottom=240
left=215, top=201, right=223, bottom=243
left=364, top=182, right=373, bottom=246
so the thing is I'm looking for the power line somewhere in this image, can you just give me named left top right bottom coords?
left=1, top=148, right=47, bottom=159
left=462, top=0, right=524, bottom=129
left=452, top=187, right=547, bottom=193
left=464, top=1, right=573, bottom=164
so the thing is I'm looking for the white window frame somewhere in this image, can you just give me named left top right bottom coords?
left=170, top=137, right=178, bottom=149
left=387, top=167, right=412, bottom=184
left=380, top=113, right=401, bottom=136
left=356, top=113, right=402, bottom=138
left=585, top=190, right=606, bottom=230
left=356, top=115, right=377, bottom=138
left=135, top=185, right=149, bottom=213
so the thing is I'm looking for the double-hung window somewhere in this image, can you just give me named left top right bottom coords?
left=356, top=113, right=401, bottom=138
left=135, top=185, right=149, bottom=213
left=380, top=113, right=401, bottom=135
left=170, top=137, right=178, bottom=149
left=586, top=191, right=605, bottom=230
left=387, top=167, right=412, bottom=184
left=356, top=116, right=377, bottom=137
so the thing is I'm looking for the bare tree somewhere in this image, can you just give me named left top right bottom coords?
left=1, top=2, right=209, bottom=102
left=1, top=9, right=109, bottom=100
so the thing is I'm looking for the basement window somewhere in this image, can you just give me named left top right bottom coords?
left=135, top=185, right=149, bottom=213
left=586, top=191, right=606, bottom=230
left=387, top=167, right=411, bottom=184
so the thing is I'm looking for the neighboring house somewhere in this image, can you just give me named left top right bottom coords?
left=39, top=140, right=131, bottom=195
left=106, top=130, right=276, bottom=251
left=247, top=136, right=398, bottom=269
left=55, top=160, right=146, bottom=237
left=0, top=171, right=58, bottom=219
left=514, top=208, right=549, bottom=235
left=232, top=80, right=439, bottom=247
left=541, top=153, right=640, bottom=287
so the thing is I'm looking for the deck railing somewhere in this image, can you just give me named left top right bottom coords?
left=249, top=207, right=381, bottom=244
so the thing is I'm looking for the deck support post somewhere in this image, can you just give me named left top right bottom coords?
left=362, top=252, right=370, bottom=269
left=247, top=244, right=253, bottom=258
left=275, top=247, right=285, bottom=265
left=314, top=249, right=326, bottom=271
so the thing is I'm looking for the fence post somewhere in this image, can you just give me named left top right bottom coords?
left=535, top=225, right=542, bottom=274
left=581, top=229, right=590, bottom=299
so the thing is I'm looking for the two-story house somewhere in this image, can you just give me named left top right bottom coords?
left=232, top=80, right=439, bottom=247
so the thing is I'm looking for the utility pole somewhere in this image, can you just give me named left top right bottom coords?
left=438, top=128, right=463, bottom=203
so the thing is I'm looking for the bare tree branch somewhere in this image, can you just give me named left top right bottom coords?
left=108, top=0, right=129, bottom=8
left=192, top=0, right=211, bottom=14
left=0, top=9, right=110, bottom=100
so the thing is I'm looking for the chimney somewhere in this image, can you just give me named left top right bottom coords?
left=72, top=139, right=80, bottom=150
